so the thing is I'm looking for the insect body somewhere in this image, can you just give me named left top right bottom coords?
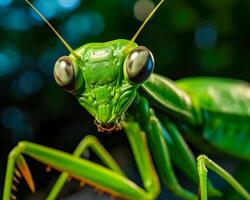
left=3, top=1, right=250, bottom=200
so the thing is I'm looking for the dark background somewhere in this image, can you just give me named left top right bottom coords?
left=0, top=0, right=250, bottom=199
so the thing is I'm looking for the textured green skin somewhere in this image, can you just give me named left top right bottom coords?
left=3, top=39, right=250, bottom=200
left=72, top=40, right=138, bottom=125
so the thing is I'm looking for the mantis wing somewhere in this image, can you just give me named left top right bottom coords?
left=176, top=77, right=250, bottom=160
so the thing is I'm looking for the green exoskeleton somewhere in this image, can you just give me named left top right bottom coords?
left=3, top=0, right=250, bottom=200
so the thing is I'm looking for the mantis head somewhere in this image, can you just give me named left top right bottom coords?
left=25, top=0, right=163, bottom=132
left=54, top=40, right=154, bottom=132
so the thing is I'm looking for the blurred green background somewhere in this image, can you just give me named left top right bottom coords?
left=0, top=0, right=249, bottom=199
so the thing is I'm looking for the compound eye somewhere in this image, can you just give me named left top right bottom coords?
left=125, top=46, right=154, bottom=84
left=54, top=56, right=75, bottom=91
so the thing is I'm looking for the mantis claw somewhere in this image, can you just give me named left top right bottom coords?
left=16, top=155, right=35, bottom=193
left=79, top=181, right=85, bottom=188
left=10, top=194, right=17, bottom=200
left=46, top=165, right=52, bottom=172
left=11, top=185, right=18, bottom=192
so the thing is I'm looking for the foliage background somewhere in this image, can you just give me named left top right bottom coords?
left=0, top=0, right=249, bottom=199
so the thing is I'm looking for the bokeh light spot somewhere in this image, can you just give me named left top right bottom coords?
left=1, top=107, right=34, bottom=143
left=30, top=0, right=59, bottom=21
left=1, top=107, right=25, bottom=130
left=0, top=53, right=11, bottom=76
left=133, top=0, right=155, bottom=22
left=2, top=9, right=32, bottom=31
left=58, top=0, right=81, bottom=10
left=195, top=24, right=218, bottom=50
left=0, top=0, right=12, bottom=7
left=0, top=48, right=20, bottom=76
left=62, top=11, right=104, bottom=43
left=18, top=71, right=43, bottom=96
left=63, top=14, right=91, bottom=42
left=88, top=12, right=105, bottom=36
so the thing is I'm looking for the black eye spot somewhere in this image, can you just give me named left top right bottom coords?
left=54, top=56, right=75, bottom=91
left=125, top=46, right=154, bottom=84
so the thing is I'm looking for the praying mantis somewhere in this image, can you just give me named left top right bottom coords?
left=3, top=0, right=250, bottom=199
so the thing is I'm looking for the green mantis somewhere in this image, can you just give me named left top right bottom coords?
left=3, top=0, right=250, bottom=199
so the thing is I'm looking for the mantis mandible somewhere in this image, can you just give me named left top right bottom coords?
left=3, top=0, right=250, bottom=200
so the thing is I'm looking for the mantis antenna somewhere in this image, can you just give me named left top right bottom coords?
left=25, top=0, right=80, bottom=60
left=126, top=0, right=165, bottom=52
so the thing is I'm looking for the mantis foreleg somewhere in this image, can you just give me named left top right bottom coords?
left=3, top=125, right=161, bottom=200
left=159, top=115, right=221, bottom=197
left=122, top=121, right=160, bottom=197
left=132, top=97, right=197, bottom=200
left=197, top=154, right=250, bottom=200
left=47, top=135, right=124, bottom=200
left=144, top=110, right=198, bottom=200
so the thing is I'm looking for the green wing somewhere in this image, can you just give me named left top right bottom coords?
left=175, top=77, right=250, bottom=160
left=175, top=77, right=250, bottom=117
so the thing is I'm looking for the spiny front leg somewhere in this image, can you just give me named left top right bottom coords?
left=4, top=151, right=35, bottom=200
left=143, top=109, right=197, bottom=200
left=3, top=141, right=157, bottom=200
left=47, top=135, right=124, bottom=200
left=131, top=96, right=197, bottom=200
left=197, top=155, right=250, bottom=200
left=159, top=115, right=221, bottom=197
